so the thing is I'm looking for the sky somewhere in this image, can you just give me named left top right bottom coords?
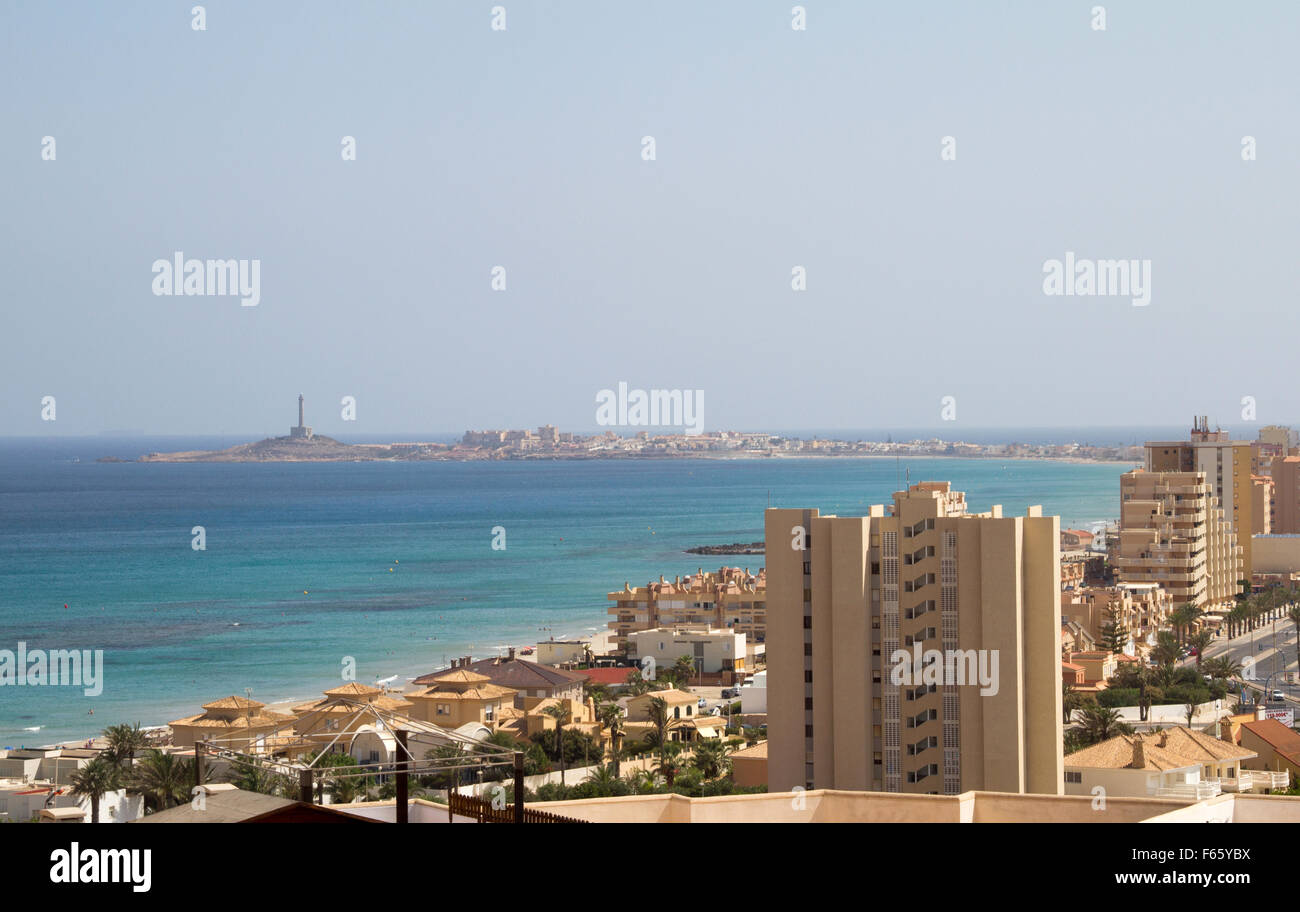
left=2, top=1, right=1298, bottom=438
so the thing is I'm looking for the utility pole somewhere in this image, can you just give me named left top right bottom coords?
left=513, top=751, right=525, bottom=823
left=395, top=728, right=409, bottom=824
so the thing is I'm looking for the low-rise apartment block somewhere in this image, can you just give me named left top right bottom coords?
left=625, top=626, right=746, bottom=680
left=607, top=566, right=765, bottom=649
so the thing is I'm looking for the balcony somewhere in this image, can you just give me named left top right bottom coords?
left=1243, top=770, right=1290, bottom=790
left=1154, top=782, right=1221, bottom=800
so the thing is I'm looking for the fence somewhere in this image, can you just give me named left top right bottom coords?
left=448, top=791, right=589, bottom=824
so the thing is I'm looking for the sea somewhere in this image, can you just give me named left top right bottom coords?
left=0, top=436, right=1134, bottom=747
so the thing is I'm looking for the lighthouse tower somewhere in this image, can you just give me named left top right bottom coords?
left=289, top=394, right=313, bottom=439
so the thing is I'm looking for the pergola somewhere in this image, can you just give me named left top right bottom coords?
left=194, top=697, right=526, bottom=823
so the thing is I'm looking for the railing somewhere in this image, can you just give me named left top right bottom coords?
left=1207, top=776, right=1249, bottom=793
left=1243, top=770, right=1290, bottom=790
left=1154, top=782, right=1221, bottom=800
left=448, top=791, right=590, bottom=824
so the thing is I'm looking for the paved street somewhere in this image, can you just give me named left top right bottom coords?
left=1196, top=613, right=1300, bottom=705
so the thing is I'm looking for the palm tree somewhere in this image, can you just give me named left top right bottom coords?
left=1184, top=702, right=1199, bottom=729
left=69, top=757, right=120, bottom=823
left=228, top=762, right=291, bottom=797
left=691, top=739, right=731, bottom=779
left=1227, top=603, right=1249, bottom=639
left=131, top=749, right=199, bottom=811
left=1073, top=705, right=1133, bottom=746
left=1202, top=654, right=1243, bottom=683
left=543, top=702, right=572, bottom=785
left=1063, top=681, right=1089, bottom=717
left=1151, top=631, right=1181, bottom=667
left=586, top=684, right=611, bottom=738
left=599, top=703, right=625, bottom=777
left=624, top=768, right=657, bottom=794
left=671, top=655, right=696, bottom=687
left=1170, top=603, right=1203, bottom=645
left=1288, top=603, right=1300, bottom=690
left=624, top=668, right=654, bottom=696
left=1187, top=630, right=1214, bottom=667
left=587, top=763, right=619, bottom=795
left=102, top=723, right=148, bottom=768
left=652, top=743, right=684, bottom=788
left=645, top=696, right=672, bottom=762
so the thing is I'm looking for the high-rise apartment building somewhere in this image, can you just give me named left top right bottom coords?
left=765, top=482, right=1062, bottom=797
left=1114, top=470, right=1241, bottom=610
left=1145, top=417, right=1254, bottom=581
left=1270, top=457, right=1300, bottom=535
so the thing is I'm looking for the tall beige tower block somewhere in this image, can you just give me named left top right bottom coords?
left=765, top=482, right=1063, bottom=796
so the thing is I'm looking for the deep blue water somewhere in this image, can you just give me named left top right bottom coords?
left=0, top=438, right=1131, bottom=746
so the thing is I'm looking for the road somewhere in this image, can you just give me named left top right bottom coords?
left=1196, top=614, right=1300, bottom=705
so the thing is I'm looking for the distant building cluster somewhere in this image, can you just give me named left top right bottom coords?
left=453, top=427, right=1142, bottom=462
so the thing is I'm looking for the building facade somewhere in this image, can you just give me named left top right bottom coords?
left=1145, top=417, right=1255, bottom=578
left=607, top=566, right=765, bottom=649
left=765, top=481, right=1062, bottom=797
left=1114, top=469, right=1242, bottom=611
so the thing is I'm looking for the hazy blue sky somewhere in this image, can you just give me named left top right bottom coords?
left=3, top=1, right=1298, bottom=438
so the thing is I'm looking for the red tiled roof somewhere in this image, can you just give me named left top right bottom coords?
left=1241, top=718, right=1300, bottom=767
left=582, top=667, right=634, bottom=685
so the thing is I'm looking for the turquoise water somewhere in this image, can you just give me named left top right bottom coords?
left=0, top=439, right=1129, bottom=746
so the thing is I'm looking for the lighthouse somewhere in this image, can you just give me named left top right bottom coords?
left=289, top=394, right=314, bottom=439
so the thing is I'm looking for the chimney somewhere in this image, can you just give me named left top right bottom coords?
left=1219, top=717, right=1236, bottom=743
left=1130, top=736, right=1146, bottom=769
left=1257, top=706, right=1267, bottom=721
left=1157, top=730, right=1168, bottom=748
left=507, top=647, right=516, bottom=661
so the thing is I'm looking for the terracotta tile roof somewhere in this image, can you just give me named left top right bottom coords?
left=423, top=669, right=492, bottom=685
left=1065, top=728, right=1254, bottom=772
left=323, top=682, right=382, bottom=697
left=201, top=695, right=265, bottom=711
left=414, top=657, right=587, bottom=690
left=582, top=667, right=635, bottom=685
left=170, top=710, right=295, bottom=729
left=411, top=683, right=516, bottom=701
left=630, top=688, right=698, bottom=706
left=1242, top=719, right=1300, bottom=767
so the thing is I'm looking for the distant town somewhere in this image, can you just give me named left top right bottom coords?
left=131, top=396, right=1143, bottom=463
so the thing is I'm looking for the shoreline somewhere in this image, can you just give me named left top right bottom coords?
left=32, top=629, right=617, bottom=751
left=120, top=451, right=1140, bottom=466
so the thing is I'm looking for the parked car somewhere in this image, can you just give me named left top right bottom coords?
left=697, top=697, right=708, bottom=708
left=721, top=687, right=739, bottom=699
left=1270, top=691, right=1286, bottom=702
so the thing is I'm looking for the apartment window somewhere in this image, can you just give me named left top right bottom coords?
left=1065, top=771, right=1082, bottom=784
left=805, top=670, right=813, bottom=683
left=805, top=697, right=813, bottom=710
left=803, top=615, right=812, bottom=629
left=805, top=725, right=814, bottom=737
